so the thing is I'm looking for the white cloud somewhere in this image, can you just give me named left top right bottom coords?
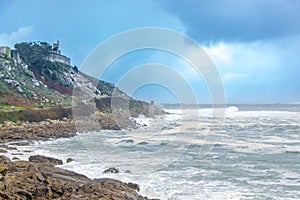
left=203, top=43, right=232, bottom=65
left=203, top=41, right=282, bottom=71
left=201, top=40, right=287, bottom=86
left=0, top=26, right=34, bottom=47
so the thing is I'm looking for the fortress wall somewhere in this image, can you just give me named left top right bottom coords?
left=48, top=54, right=71, bottom=65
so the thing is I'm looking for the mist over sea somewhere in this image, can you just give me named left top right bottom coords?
left=5, top=104, right=300, bottom=199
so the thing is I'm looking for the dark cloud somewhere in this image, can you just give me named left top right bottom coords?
left=162, top=0, right=300, bottom=43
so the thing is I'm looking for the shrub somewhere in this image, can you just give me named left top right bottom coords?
left=0, top=111, right=18, bottom=123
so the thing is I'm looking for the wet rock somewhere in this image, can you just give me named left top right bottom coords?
left=103, top=167, right=119, bottom=174
left=7, top=146, right=18, bottom=150
left=29, top=155, right=63, bottom=165
left=66, top=157, right=74, bottom=163
left=16, top=190, right=33, bottom=199
left=0, top=144, right=8, bottom=149
left=128, top=182, right=140, bottom=191
left=35, top=171, right=46, bottom=182
left=11, top=152, right=23, bottom=155
left=0, top=155, right=12, bottom=169
left=0, top=149, right=7, bottom=153
left=9, top=142, right=30, bottom=146
left=0, top=165, right=8, bottom=175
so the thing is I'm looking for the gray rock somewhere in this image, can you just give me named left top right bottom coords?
left=66, top=157, right=74, bottom=163
left=29, top=155, right=63, bottom=165
left=103, top=167, right=119, bottom=174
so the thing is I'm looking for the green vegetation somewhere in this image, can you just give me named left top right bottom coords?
left=19, top=106, right=72, bottom=122
left=0, top=111, right=18, bottom=123
left=5, top=47, right=10, bottom=59
left=20, top=86, right=33, bottom=97
left=0, top=105, right=25, bottom=111
left=0, top=81, right=11, bottom=95
left=14, top=42, right=52, bottom=65
left=0, top=106, right=72, bottom=123
left=13, top=42, right=74, bottom=94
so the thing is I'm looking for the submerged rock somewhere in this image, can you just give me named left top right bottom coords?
left=66, top=157, right=74, bottom=163
left=103, top=167, right=120, bottom=174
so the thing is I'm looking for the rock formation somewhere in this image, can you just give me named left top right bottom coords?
left=0, top=155, right=156, bottom=200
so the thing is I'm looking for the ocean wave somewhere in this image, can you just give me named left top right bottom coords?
left=226, top=106, right=239, bottom=112
left=118, top=139, right=134, bottom=144
left=137, top=141, right=148, bottom=145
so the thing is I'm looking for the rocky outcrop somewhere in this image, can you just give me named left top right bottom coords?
left=29, top=155, right=63, bottom=166
left=66, top=157, right=74, bottom=163
left=0, top=120, right=76, bottom=142
left=0, top=155, right=155, bottom=200
left=103, top=167, right=120, bottom=174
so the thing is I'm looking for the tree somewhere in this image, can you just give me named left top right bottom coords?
left=14, top=42, right=52, bottom=66
left=73, top=65, right=79, bottom=73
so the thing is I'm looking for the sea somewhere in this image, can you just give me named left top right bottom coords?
left=4, top=104, right=300, bottom=200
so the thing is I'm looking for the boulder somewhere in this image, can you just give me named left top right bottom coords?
left=29, top=155, right=63, bottom=165
left=0, top=149, right=7, bottom=153
left=103, top=167, right=119, bottom=174
left=66, top=157, right=74, bottom=163
left=127, top=182, right=140, bottom=191
left=0, top=165, right=8, bottom=175
left=0, top=156, right=154, bottom=199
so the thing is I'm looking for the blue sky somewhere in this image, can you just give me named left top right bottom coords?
left=0, top=0, right=299, bottom=104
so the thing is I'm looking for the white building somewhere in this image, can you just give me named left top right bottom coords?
left=0, top=46, right=11, bottom=59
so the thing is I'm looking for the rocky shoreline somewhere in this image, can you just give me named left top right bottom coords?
left=0, top=155, right=155, bottom=199
left=0, top=118, right=159, bottom=199
left=0, top=115, right=133, bottom=143
left=0, top=119, right=76, bottom=142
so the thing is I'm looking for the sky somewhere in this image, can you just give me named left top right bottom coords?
left=0, top=0, right=300, bottom=104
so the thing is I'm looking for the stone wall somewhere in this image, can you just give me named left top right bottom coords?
left=11, top=50, right=21, bottom=65
left=48, top=53, right=71, bottom=65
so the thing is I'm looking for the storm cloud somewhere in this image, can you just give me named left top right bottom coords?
left=162, top=0, right=300, bottom=43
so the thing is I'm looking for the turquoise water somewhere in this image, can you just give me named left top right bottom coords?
left=7, top=104, right=300, bottom=199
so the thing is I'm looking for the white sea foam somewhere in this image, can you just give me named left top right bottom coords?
left=226, top=106, right=239, bottom=112
left=130, top=114, right=153, bottom=127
